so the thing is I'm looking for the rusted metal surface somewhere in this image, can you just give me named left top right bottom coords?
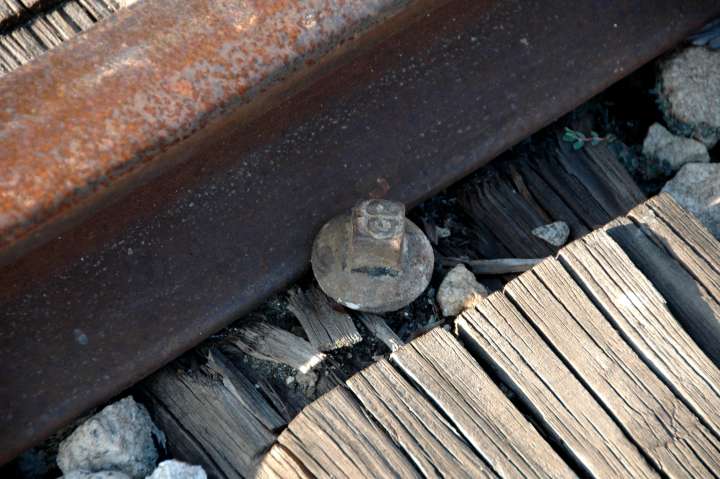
left=312, top=200, right=434, bottom=312
left=0, top=0, right=414, bottom=264
left=1, top=0, right=719, bottom=464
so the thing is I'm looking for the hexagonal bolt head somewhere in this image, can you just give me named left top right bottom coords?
left=348, top=199, right=406, bottom=275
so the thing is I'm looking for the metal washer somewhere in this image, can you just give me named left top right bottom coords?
left=311, top=212, right=434, bottom=313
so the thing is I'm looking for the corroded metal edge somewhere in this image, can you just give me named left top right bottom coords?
left=0, top=0, right=419, bottom=262
left=1, top=0, right=719, bottom=464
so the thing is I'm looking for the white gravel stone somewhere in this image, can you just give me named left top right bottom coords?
left=63, top=471, right=132, bottom=479
left=146, top=460, right=206, bottom=479
left=531, top=221, right=570, bottom=247
left=437, top=264, right=489, bottom=317
left=57, top=397, right=165, bottom=478
left=662, top=163, right=720, bottom=238
left=660, top=47, right=720, bottom=147
left=642, top=123, right=710, bottom=178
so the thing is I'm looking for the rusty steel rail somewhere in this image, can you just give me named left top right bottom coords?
left=0, top=0, right=429, bottom=265
left=1, top=0, right=719, bottom=463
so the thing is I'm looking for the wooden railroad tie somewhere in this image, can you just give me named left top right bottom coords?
left=256, top=194, right=720, bottom=479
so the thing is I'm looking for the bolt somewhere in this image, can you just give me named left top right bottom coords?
left=311, top=199, right=433, bottom=313
left=349, top=200, right=405, bottom=275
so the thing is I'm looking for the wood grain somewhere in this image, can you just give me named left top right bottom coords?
left=357, top=313, right=403, bottom=352
left=254, top=444, right=312, bottom=479
left=605, top=216, right=720, bottom=366
left=457, top=293, right=657, bottom=478
left=232, top=323, right=326, bottom=374
left=144, top=366, right=278, bottom=478
left=511, top=160, right=590, bottom=237
left=0, top=0, right=130, bottom=76
left=391, top=328, right=575, bottom=478
left=460, top=170, right=556, bottom=257
left=278, top=387, right=420, bottom=479
left=506, top=259, right=720, bottom=478
left=556, top=136, right=645, bottom=218
left=206, top=349, right=286, bottom=432
left=560, top=230, right=720, bottom=440
left=347, top=358, right=495, bottom=478
left=287, top=287, right=362, bottom=352
left=636, top=195, right=720, bottom=302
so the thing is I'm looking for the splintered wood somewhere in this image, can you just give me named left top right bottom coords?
left=232, top=323, right=326, bottom=374
left=610, top=193, right=720, bottom=365
left=254, top=444, right=312, bottom=479
left=0, top=0, right=135, bottom=75
left=287, top=287, right=361, bottom=351
left=144, top=355, right=285, bottom=478
left=206, top=350, right=286, bottom=431
left=357, top=313, right=403, bottom=352
left=455, top=125, right=644, bottom=266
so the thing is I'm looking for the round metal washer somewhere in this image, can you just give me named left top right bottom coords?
left=311, top=212, right=433, bottom=313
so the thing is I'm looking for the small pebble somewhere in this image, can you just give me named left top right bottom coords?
left=659, top=47, right=720, bottom=147
left=62, top=471, right=131, bottom=479
left=662, top=163, right=720, bottom=238
left=285, top=375, right=295, bottom=385
left=531, top=221, right=570, bottom=247
left=146, top=460, right=206, bottom=479
left=436, top=226, right=451, bottom=238
left=57, top=397, right=164, bottom=478
left=436, top=264, right=489, bottom=317
left=641, top=123, right=709, bottom=179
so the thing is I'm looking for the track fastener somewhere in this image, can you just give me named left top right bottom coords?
left=312, top=199, right=433, bottom=312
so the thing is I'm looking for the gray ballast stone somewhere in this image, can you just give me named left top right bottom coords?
left=531, top=221, right=570, bottom=247
left=57, top=397, right=165, bottom=478
left=662, top=163, right=720, bottom=239
left=659, top=47, right=720, bottom=148
left=147, top=460, right=207, bottom=479
left=63, top=471, right=132, bottom=479
left=641, top=123, right=710, bottom=179
left=437, top=264, right=489, bottom=317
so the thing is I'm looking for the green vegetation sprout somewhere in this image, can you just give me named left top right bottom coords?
left=562, top=127, right=616, bottom=150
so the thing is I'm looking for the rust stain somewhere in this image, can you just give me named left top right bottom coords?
left=0, top=0, right=407, bottom=252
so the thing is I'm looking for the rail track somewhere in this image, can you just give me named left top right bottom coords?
left=1, top=0, right=720, bottom=470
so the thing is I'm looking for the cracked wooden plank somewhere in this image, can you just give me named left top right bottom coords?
left=460, top=170, right=556, bottom=257
left=0, top=0, right=134, bottom=76
left=391, top=328, right=575, bottom=478
left=559, top=230, right=720, bottom=440
left=457, top=293, right=658, bottom=478
left=143, top=365, right=278, bottom=478
left=357, top=313, right=403, bottom=352
left=231, top=323, right=326, bottom=374
left=505, top=258, right=720, bottom=478
left=255, top=444, right=312, bottom=479
left=206, top=349, right=286, bottom=432
left=0, top=0, right=24, bottom=26
left=287, top=287, right=362, bottom=352
left=605, top=216, right=720, bottom=366
left=347, top=358, right=495, bottom=478
left=636, top=194, right=720, bottom=296
left=277, top=387, right=420, bottom=479
left=510, top=160, right=590, bottom=237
